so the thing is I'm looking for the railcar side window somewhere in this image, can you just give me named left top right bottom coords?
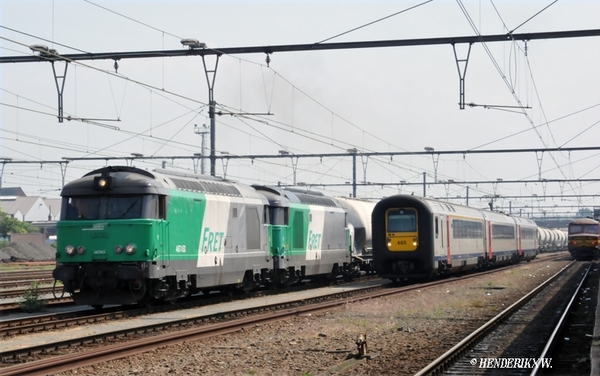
left=521, top=228, right=535, bottom=239
left=453, top=219, right=484, bottom=239
left=492, top=224, right=515, bottom=239
left=386, top=209, right=417, bottom=233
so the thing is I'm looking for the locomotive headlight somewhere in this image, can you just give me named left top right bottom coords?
left=114, top=245, right=123, bottom=254
left=413, top=237, right=418, bottom=246
left=93, top=176, right=113, bottom=190
left=125, top=243, right=136, bottom=255
left=386, top=238, right=392, bottom=247
left=65, top=245, right=75, bottom=256
left=76, top=246, right=85, bottom=255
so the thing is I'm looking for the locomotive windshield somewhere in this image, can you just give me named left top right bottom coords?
left=386, top=208, right=417, bottom=233
left=569, top=224, right=599, bottom=234
left=61, top=195, right=162, bottom=220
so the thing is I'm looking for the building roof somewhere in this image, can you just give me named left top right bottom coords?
left=0, top=196, right=39, bottom=215
left=0, top=187, right=26, bottom=198
left=43, top=198, right=62, bottom=218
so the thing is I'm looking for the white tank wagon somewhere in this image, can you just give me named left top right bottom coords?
left=336, top=197, right=377, bottom=272
left=537, top=227, right=568, bottom=252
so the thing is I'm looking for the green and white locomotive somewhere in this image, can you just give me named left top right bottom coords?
left=53, top=166, right=356, bottom=307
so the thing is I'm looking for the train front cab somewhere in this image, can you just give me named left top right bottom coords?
left=53, top=167, right=170, bottom=306
left=253, top=186, right=353, bottom=284
left=372, top=196, right=436, bottom=280
left=568, top=218, right=600, bottom=260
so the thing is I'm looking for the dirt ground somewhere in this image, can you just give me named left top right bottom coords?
left=56, top=255, right=573, bottom=376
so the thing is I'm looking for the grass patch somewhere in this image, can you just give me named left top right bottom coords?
left=19, top=281, right=47, bottom=313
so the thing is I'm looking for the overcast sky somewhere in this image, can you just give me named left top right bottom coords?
left=1, top=0, right=599, bottom=217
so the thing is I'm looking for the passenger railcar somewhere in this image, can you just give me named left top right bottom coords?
left=372, top=194, right=537, bottom=281
left=567, top=218, right=600, bottom=260
left=53, top=166, right=355, bottom=307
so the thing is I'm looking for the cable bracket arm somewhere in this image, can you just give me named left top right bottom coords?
left=452, top=42, right=472, bottom=110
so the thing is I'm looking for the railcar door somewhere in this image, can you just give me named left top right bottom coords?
left=434, top=215, right=445, bottom=258
left=517, top=225, right=523, bottom=257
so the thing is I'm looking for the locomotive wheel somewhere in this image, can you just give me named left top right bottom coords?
left=139, top=293, right=154, bottom=308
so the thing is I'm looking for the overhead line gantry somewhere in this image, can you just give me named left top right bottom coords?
left=2, top=29, right=600, bottom=177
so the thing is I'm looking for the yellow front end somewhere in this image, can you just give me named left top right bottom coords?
left=385, top=208, right=418, bottom=252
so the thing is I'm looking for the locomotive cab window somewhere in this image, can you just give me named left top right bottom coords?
left=61, top=195, right=163, bottom=220
left=267, top=207, right=288, bottom=225
left=569, top=224, right=600, bottom=234
left=386, top=208, right=417, bottom=233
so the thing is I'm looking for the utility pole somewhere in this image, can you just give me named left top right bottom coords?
left=200, top=55, right=220, bottom=176
left=347, top=148, right=357, bottom=198
left=194, top=124, right=209, bottom=174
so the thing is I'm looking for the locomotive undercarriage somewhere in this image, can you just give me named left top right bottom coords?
left=53, top=262, right=147, bottom=306
left=54, top=260, right=361, bottom=307
left=569, top=246, right=600, bottom=261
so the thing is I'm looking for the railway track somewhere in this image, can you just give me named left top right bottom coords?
left=412, top=260, right=592, bottom=375
left=1, top=264, right=536, bottom=375
left=0, top=285, right=57, bottom=299
left=0, top=256, right=566, bottom=375
left=0, top=277, right=56, bottom=289
left=0, top=270, right=53, bottom=282
left=1, top=255, right=563, bottom=339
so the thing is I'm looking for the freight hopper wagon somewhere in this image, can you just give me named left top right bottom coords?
left=372, top=194, right=537, bottom=281
left=53, top=166, right=353, bottom=307
left=567, top=217, right=600, bottom=260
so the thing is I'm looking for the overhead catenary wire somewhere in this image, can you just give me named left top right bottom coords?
left=0, top=2, right=596, bottom=206
left=455, top=0, right=579, bottom=203
left=315, top=0, right=434, bottom=44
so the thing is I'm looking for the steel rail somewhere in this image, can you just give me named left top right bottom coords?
left=414, top=260, right=577, bottom=376
left=0, top=254, right=564, bottom=337
left=530, top=262, right=594, bottom=376
left=0, top=255, right=566, bottom=375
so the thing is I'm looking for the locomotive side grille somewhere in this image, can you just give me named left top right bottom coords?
left=171, top=178, right=241, bottom=196
left=295, top=193, right=339, bottom=207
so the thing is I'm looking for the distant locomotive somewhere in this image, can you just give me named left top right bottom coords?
left=567, top=217, right=600, bottom=260
left=52, top=166, right=372, bottom=307
left=372, top=194, right=537, bottom=281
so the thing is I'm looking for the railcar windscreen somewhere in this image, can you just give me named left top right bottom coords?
left=569, top=224, right=600, bottom=234
left=386, top=209, right=417, bottom=233
left=62, top=195, right=159, bottom=220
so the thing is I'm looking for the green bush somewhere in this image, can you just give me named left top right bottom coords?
left=19, top=281, right=47, bottom=313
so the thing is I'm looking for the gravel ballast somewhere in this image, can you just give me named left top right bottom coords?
left=56, top=256, right=576, bottom=376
